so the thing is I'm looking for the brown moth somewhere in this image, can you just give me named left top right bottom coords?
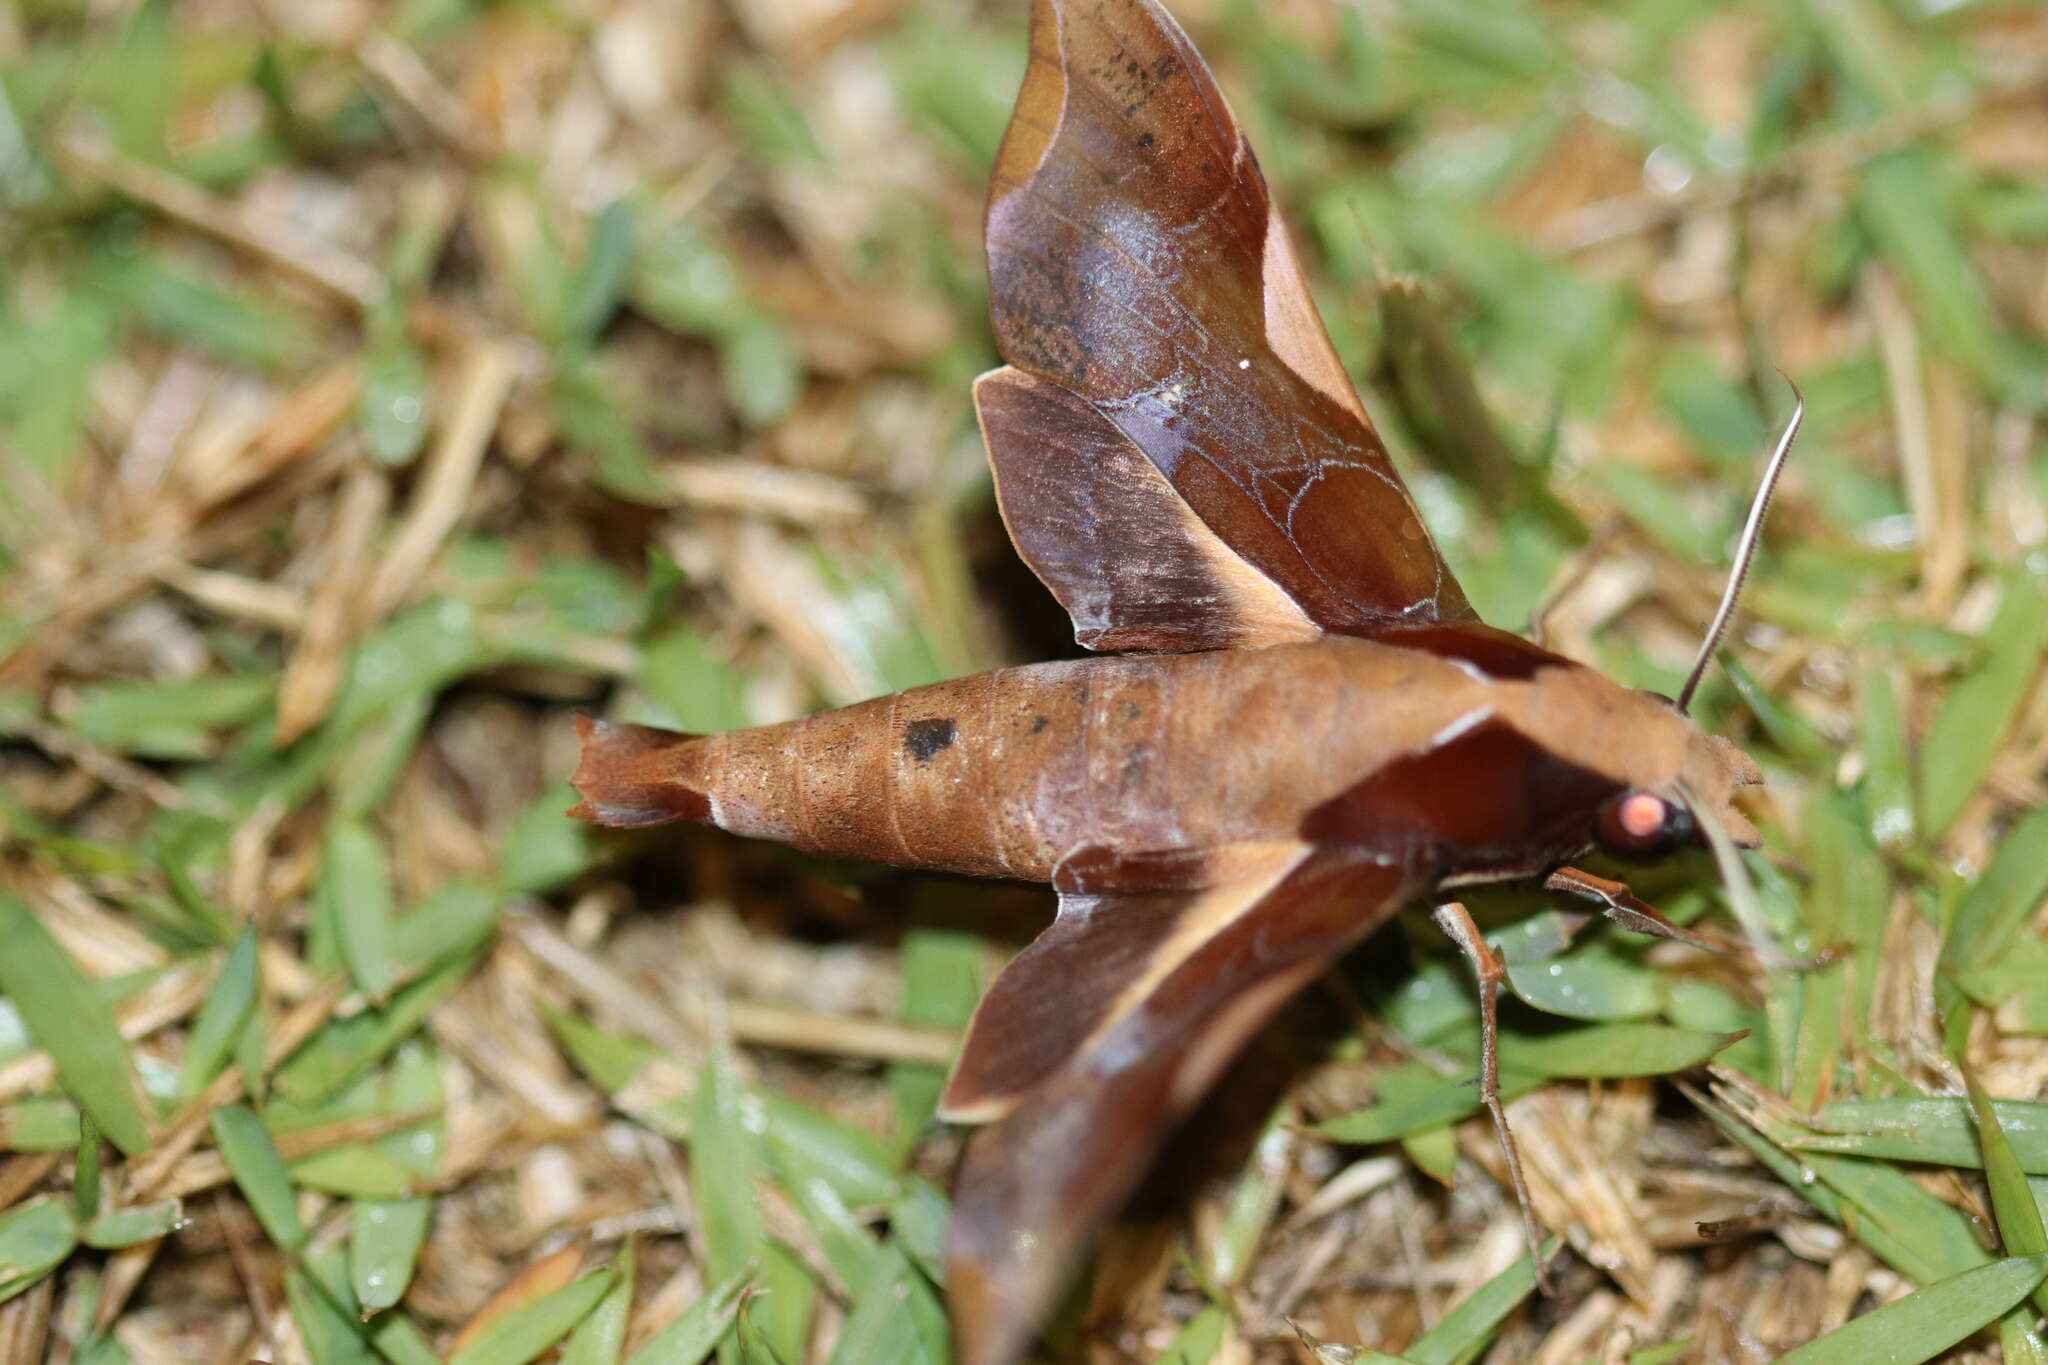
left=571, top=1, right=1799, bottom=1360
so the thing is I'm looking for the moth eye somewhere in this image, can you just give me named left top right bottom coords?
left=1594, top=790, right=1694, bottom=862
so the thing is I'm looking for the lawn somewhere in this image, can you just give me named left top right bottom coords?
left=2, top=0, right=2047, bottom=1361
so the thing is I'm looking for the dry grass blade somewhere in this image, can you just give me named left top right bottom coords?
left=0, top=1277, right=53, bottom=1363
left=365, top=340, right=516, bottom=618
left=276, top=465, right=390, bottom=743
left=52, top=133, right=383, bottom=311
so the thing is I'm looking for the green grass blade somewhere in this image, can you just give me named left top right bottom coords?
left=391, top=880, right=500, bottom=973
left=289, top=1142, right=425, bottom=1199
left=446, top=1269, right=616, bottom=1365
left=623, top=1266, right=749, bottom=1365
left=0, top=1199, right=78, bottom=1304
left=1917, top=569, right=2048, bottom=838
left=824, top=1243, right=948, bottom=1365
left=351, top=1196, right=431, bottom=1314
left=889, top=1178, right=950, bottom=1287
left=178, top=925, right=260, bottom=1097
left=1695, top=1082, right=1971, bottom=1284
left=283, top=1265, right=380, bottom=1365
left=561, top=1241, right=634, bottom=1365
left=1775, top=1096, right=2048, bottom=1172
left=321, top=821, right=394, bottom=1004
left=1497, top=1022, right=1741, bottom=1077
left=691, top=1042, right=818, bottom=1363
left=1404, top=1235, right=1560, bottom=1365
left=0, top=1096, right=82, bottom=1151
left=1504, top=953, right=1660, bottom=1021
left=1807, top=1145, right=1994, bottom=1284
left=561, top=199, right=636, bottom=348
left=274, top=949, right=480, bottom=1104
left=1778, top=1255, right=2048, bottom=1364
left=1628, top=1343, right=1691, bottom=1365
left=210, top=1104, right=306, bottom=1253
left=692, top=1044, right=763, bottom=1285
left=761, top=1144, right=879, bottom=1294
left=1857, top=662, right=1915, bottom=849
left=758, top=1094, right=899, bottom=1207
left=2002, top=1315, right=2048, bottom=1365
left=358, top=321, right=430, bottom=468
left=1207, top=1102, right=1294, bottom=1287
left=1156, top=1305, right=1229, bottom=1365
left=0, top=897, right=150, bottom=1155
left=74, top=1111, right=101, bottom=1219
left=889, top=922, right=981, bottom=1148
left=1316, top=1061, right=1543, bottom=1143
left=65, top=671, right=275, bottom=759
left=499, top=783, right=594, bottom=894
left=1941, top=806, right=2048, bottom=979
left=1964, top=1071, right=2048, bottom=1318
left=81, top=1198, right=183, bottom=1249
left=368, top=1312, right=443, bottom=1365
left=750, top=1243, right=815, bottom=1365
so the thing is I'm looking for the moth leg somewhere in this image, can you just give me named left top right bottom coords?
left=1548, top=865, right=1836, bottom=970
left=1545, top=865, right=1738, bottom=956
left=1430, top=901, right=1554, bottom=1293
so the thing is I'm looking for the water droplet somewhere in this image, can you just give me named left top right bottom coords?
left=1643, top=143, right=1693, bottom=195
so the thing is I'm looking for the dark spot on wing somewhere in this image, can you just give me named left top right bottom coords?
left=906, top=718, right=958, bottom=762
left=1031, top=715, right=1050, bottom=734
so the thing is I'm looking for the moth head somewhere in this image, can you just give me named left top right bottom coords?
left=1501, top=666, right=1763, bottom=870
left=1589, top=702, right=1762, bottom=864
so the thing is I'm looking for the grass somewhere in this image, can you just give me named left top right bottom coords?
left=1, top=0, right=2047, bottom=1360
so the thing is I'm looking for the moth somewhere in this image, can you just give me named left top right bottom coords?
left=571, top=0, right=1800, bottom=1360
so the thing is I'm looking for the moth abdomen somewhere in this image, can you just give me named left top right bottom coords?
left=567, top=716, right=712, bottom=829
left=612, top=665, right=1092, bottom=882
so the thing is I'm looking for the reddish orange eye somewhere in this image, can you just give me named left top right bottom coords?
left=1616, top=793, right=1668, bottom=840
left=1594, top=791, right=1693, bottom=862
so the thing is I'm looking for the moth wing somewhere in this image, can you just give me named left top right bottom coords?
left=940, top=842, right=1302, bottom=1122
left=976, top=367, right=1320, bottom=652
left=943, top=844, right=1419, bottom=1365
left=984, top=0, right=1474, bottom=639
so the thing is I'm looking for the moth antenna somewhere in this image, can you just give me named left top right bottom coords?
left=1676, top=375, right=1805, bottom=713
